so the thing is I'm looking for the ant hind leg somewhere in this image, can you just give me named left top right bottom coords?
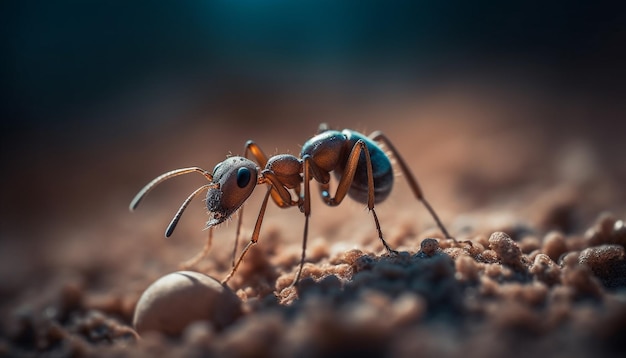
left=369, top=131, right=454, bottom=242
left=309, top=141, right=398, bottom=255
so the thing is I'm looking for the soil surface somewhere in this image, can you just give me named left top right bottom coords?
left=1, top=80, right=625, bottom=357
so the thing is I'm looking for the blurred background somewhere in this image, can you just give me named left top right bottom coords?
left=1, top=1, right=625, bottom=298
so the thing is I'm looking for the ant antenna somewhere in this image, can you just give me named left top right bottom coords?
left=129, top=167, right=213, bottom=211
left=166, top=183, right=218, bottom=237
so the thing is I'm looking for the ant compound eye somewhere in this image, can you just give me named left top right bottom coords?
left=236, top=167, right=251, bottom=188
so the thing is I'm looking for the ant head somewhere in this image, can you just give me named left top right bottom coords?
left=206, top=156, right=259, bottom=227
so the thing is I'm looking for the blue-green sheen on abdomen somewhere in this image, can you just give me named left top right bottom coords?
left=338, top=130, right=394, bottom=204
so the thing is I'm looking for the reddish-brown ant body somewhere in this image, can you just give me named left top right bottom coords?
left=130, top=124, right=452, bottom=285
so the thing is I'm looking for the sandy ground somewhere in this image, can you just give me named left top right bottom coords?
left=1, top=81, right=625, bottom=357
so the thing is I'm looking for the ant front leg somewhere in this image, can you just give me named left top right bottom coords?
left=368, top=131, right=454, bottom=241
left=227, top=141, right=270, bottom=267
left=289, top=155, right=315, bottom=286
left=221, top=187, right=272, bottom=285
left=226, top=141, right=275, bottom=267
left=306, top=140, right=398, bottom=255
left=221, top=173, right=295, bottom=285
left=230, top=141, right=294, bottom=267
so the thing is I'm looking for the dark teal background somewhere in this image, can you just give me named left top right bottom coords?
left=3, top=1, right=625, bottom=136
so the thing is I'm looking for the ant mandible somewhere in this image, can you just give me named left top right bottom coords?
left=130, top=123, right=453, bottom=286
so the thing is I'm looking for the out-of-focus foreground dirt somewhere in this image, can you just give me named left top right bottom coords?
left=1, top=82, right=625, bottom=357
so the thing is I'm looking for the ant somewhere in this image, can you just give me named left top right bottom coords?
left=130, top=123, right=453, bottom=286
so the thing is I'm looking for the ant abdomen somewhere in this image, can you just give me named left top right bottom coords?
left=301, top=129, right=394, bottom=204
left=337, top=130, right=394, bottom=204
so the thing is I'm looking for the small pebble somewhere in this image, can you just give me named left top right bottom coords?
left=578, top=245, right=626, bottom=287
left=519, top=236, right=541, bottom=254
left=133, top=271, right=242, bottom=336
left=419, top=238, right=439, bottom=256
left=585, top=212, right=624, bottom=246
left=530, top=254, right=561, bottom=286
left=488, top=232, right=526, bottom=271
left=542, top=231, right=567, bottom=262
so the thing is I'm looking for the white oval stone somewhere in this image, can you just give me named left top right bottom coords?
left=133, top=271, right=242, bottom=336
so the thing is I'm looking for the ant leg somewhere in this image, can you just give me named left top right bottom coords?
left=221, top=175, right=293, bottom=285
left=312, top=141, right=397, bottom=255
left=222, top=187, right=273, bottom=285
left=259, top=169, right=305, bottom=285
left=369, top=131, right=454, bottom=241
left=231, top=207, right=244, bottom=267
left=243, top=140, right=269, bottom=167
left=226, top=141, right=271, bottom=268
left=180, top=227, right=214, bottom=270
left=261, top=171, right=297, bottom=207
left=229, top=141, right=291, bottom=268
left=292, top=215, right=309, bottom=286
left=289, top=155, right=314, bottom=286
